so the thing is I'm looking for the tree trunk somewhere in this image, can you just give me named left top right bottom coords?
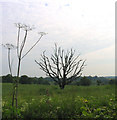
left=59, top=84, right=65, bottom=89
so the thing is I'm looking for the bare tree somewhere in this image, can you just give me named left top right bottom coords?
left=35, top=44, right=86, bottom=89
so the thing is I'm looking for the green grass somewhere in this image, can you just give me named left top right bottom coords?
left=2, top=83, right=117, bottom=119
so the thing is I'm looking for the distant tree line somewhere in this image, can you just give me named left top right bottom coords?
left=1, top=74, right=116, bottom=86
left=76, top=76, right=91, bottom=86
left=2, top=74, right=50, bottom=85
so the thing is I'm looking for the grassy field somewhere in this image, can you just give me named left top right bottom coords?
left=2, top=83, right=117, bottom=119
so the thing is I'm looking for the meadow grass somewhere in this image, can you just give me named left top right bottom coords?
left=2, top=83, right=117, bottom=119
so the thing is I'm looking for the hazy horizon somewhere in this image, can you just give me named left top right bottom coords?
left=0, top=0, right=115, bottom=77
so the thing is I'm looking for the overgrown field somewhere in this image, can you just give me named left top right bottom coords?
left=2, top=84, right=117, bottom=119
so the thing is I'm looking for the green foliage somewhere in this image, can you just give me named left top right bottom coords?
left=79, top=76, right=91, bottom=86
left=1, top=74, right=115, bottom=86
left=2, top=84, right=117, bottom=119
left=2, top=74, right=13, bottom=83
left=19, top=75, right=50, bottom=85
left=97, top=80, right=102, bottom=85
left=2, top=102, right=22, bottom=119
left=19, top=75, right=30, bottom=84
left=38, top=77, right=50, bottom=85
left=109, top=79, right=115, bottom=85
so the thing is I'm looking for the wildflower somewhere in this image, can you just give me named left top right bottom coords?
left=103, top=106, right=107, bottom=109
left=32, top=99, right=35, bottom=101
left=2, top=43, right=17, bottom=50
left=23, top=24, right=35, bottom=31
left=56, top=106, right=60, bottom=110
left=15, top=23, right=35, bottom=31
left=110, top=99, right=113, bottom=101
left=83, top=99, right=88, bottom=103
left=2, top=43, right=17, bottom=75
left=40, top=98, right=46, bottom=103
left=2, top=101, right=6, bottom=107
left=14, top=23, right=24, bottom=28
left=49, top=97, right=52, bottom=101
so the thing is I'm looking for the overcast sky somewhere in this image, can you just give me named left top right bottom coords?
left=0, top=0, right=115, bottom=77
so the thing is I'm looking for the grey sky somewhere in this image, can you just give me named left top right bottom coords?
left=0, top=0, right=115, bottom=77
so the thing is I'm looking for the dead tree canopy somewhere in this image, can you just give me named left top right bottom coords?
left=35, top=44, right=86, bottom=89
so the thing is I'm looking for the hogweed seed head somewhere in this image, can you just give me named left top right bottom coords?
left=23, top=24, right=35, bottom=31
left=38, top=32, right=47, bottom=36
left=15, top=23, right=35, bottom=31
left=14, top=23, right=24, bottom=28
left=2, top=43, right=17, bottom=50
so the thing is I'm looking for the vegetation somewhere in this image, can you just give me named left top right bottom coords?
left=97, top=80, right=102, bottom=86
left=2, top=83, right=117, bottom=119
left=78, top=76, right=91, bottom=86
left=2, top=74, right=13, bottom=83
left=2, top=23, right=47, bottom=113
left=109, top=79, right=115, bottom=85
left=1, top=74, right=116, bottom=86
left=2, top=23, right=116, bottom=119
left=35, top=44, right=86, bottom=89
